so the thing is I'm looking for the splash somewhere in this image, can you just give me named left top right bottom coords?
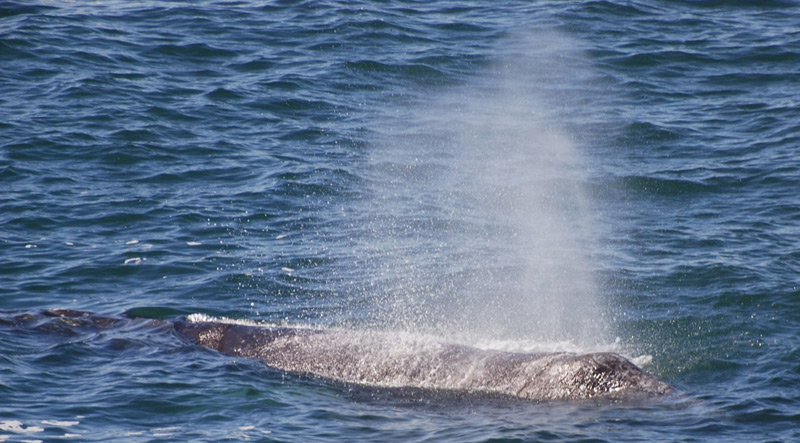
left=359, top=31, right=609, bottom=350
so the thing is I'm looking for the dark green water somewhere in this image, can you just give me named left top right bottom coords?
left=2, top=0, right=799, bottom=441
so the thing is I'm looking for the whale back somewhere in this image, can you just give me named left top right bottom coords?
left=174, top=320, right=673, bottom=401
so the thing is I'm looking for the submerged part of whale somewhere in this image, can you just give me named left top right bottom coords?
left=173, top=317, right=673, bottom=401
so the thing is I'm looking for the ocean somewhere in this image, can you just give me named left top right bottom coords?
left=1, top=0, right=799, bottom=441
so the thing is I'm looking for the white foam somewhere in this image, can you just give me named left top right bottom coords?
left=0, top=420, right=43, bottom=434
left=152, top=426, right=179, bottom=432
left=40, top=421, right=78, bottom=427
left=186, top=313, right=283, bottom=328
left=632, top=355, right=653, bottom=367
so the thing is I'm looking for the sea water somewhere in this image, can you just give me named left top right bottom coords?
left=2, top=1, right=799, bottom=441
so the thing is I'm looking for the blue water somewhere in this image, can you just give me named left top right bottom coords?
left=2, top=0, right=800, bottom=441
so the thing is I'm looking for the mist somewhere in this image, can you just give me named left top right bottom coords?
left=358, top=31, right=609, bottom=350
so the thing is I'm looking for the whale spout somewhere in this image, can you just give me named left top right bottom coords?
left=174, top=319, right=673, bottom=401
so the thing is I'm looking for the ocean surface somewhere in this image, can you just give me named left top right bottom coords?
left=2, top=0, right=799, bottom=441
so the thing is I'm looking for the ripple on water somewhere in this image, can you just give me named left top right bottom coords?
left=2, top=0, right=800, bottom=441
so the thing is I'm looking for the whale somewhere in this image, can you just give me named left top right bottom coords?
left=4, top=309, right=673, bottom=401
left=173, top=317, right=673, bottom=401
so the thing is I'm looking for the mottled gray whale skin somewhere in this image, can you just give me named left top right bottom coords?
left=174, top=320, right=673, bottom=401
